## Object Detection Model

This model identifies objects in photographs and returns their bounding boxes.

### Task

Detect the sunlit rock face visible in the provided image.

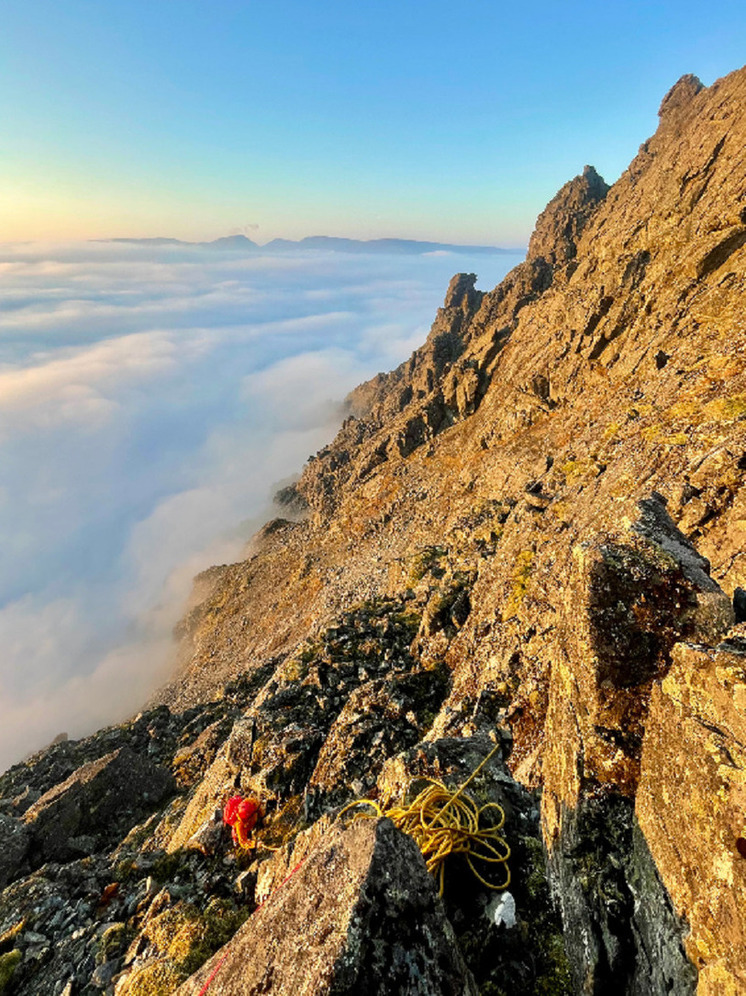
[3,66,746,995]
[637,641,746,995]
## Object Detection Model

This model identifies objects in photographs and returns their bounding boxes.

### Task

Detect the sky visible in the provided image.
[0,241,517,770]
[2,1,746,245]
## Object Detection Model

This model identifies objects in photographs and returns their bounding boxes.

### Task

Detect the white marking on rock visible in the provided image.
[486,891,517,928]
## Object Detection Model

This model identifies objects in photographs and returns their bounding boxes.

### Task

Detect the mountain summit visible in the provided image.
[3,67,746,995]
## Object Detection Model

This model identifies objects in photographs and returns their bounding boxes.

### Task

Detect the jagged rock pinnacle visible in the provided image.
[443,271,479,311]
[527,164,609,268]
[658,72,704,118]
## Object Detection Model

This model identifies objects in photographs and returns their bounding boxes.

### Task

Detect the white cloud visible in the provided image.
[0,242,517,771]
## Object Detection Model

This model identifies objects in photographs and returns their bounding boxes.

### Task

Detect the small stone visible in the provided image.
[22,930,49,945]
[234,870,255,897]
[90,961,117,987]
[184,809,224,855]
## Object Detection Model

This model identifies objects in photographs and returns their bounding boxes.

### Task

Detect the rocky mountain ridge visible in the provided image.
[2,65,746,995]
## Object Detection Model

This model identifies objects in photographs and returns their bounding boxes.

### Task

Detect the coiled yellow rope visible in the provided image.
[337,740,510,896]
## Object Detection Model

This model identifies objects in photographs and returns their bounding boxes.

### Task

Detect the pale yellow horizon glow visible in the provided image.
[1,176,531,247]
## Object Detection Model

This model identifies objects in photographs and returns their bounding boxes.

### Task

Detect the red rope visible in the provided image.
[196,856,307,996]
[196,948,231,996]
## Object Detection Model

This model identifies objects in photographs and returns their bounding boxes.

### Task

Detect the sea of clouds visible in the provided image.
[0,241,519,771]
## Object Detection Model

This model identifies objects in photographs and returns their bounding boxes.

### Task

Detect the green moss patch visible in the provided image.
[0,950,21,994]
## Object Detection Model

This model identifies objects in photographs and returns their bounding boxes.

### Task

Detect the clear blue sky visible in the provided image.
[2,0,745,244]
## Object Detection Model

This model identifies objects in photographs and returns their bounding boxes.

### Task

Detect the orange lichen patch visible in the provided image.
[668,397,703,422]
[257,794,305,851]
[117,959,187,996]
[637,643,746,993]
[601,420,623,442]
[640,425,663,442]
[559,459,597,485]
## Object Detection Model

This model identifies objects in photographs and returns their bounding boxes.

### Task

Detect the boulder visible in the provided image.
[544,494,733,826]
[541,496,732,993]
[23,747,174,861]
[176,818,477,996]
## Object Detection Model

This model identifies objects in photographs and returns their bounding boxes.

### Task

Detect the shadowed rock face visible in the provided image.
[3,67,746,996]
[22,747,174,863]
[0,814,30,889]
[543,495,733,823]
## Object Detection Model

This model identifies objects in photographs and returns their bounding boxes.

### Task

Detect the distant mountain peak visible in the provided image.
[98,235,523,256]
[207,235,259,248]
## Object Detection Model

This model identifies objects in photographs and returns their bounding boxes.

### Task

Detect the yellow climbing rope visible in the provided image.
[338,740,510,896]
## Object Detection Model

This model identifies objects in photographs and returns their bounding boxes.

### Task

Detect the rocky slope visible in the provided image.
[2,66,746,995]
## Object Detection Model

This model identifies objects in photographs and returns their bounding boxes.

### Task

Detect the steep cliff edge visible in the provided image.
[2,67,746,996]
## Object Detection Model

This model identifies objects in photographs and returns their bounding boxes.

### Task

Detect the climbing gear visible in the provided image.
[223,795,260,847]
[337,739,510,896]
[199,745,508,994]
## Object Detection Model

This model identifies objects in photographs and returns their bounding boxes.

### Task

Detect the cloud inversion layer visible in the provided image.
[0,242,517,770]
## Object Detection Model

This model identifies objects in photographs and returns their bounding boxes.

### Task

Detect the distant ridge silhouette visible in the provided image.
[102,234,523,255]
